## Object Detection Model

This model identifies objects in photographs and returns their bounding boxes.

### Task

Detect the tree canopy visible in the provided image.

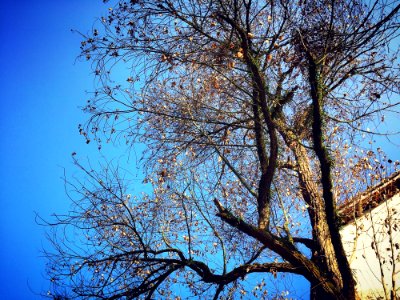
[45,1,400,299]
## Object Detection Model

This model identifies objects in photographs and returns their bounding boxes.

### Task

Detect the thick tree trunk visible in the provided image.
[275,121,354,299]
[292,142,344,290]
[277,127,343,283]
[294,145,357,300]
[307,60,357,300]
[311,284,342,300]
[214,198,347,298]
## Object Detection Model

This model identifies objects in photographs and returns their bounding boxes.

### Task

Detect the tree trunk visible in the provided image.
[294,143,358,299]
[276,123,353,299]
[293,142,344,292]
[311,284,342,300]
[307,59,357,300]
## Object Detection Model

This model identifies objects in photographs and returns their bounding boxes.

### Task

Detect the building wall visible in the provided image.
[340,194,400,299]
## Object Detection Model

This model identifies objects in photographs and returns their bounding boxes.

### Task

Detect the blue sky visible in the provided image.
[0,1,399,300]
[0,1,110,299]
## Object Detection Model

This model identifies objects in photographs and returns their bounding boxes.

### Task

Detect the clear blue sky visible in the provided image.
[0,2,398,300]
[0,1,110,299]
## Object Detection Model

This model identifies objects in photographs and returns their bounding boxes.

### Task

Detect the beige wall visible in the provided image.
[340,194,400,299]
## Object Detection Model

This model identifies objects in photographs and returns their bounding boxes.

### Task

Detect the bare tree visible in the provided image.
[45,1,400,299]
